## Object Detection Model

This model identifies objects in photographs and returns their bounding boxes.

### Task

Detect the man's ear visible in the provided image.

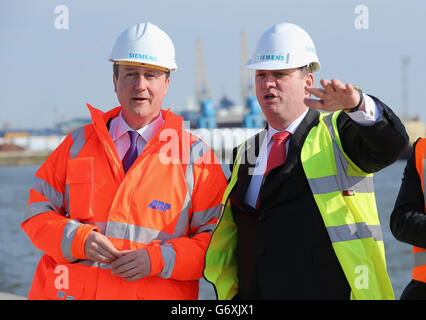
[305,73,314,97]
[113,73,117,94]
[164,76,170,94]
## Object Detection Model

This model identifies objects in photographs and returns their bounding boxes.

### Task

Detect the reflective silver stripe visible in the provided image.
[167,138,200,238]
[104,211,189,243]
[24,201,59,221]
[327,222,383,243]
[194,223,216,235]
[105,218,188,244]
[324,113,348,175]
[105,221,186,244]
[79,260,109,268]
[171,160,192,237]
[70,127,85,159]
[77,259,111,269]
[61,219,81,262]
[308,175,374,194]
[32,177,64,209]
[87,221,107,234]
[24,177,65,221]
[323,114,347,177]
[191,204,222,236]
[307,113,374,195]
[64,183,70,216]
[158,242,176,279]
[323,114,336,139]
[80,221,107,234]
[105,221,175,244]
[414,251,426,268]
[189,140,209,163]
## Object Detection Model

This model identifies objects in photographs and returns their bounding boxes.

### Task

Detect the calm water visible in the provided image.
[0,160,413,299]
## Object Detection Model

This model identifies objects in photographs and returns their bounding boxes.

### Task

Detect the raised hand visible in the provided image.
[304,79,364,112]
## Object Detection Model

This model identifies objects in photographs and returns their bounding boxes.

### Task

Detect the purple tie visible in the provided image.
[122,130,139,173]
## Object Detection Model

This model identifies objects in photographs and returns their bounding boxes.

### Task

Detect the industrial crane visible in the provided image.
[241,31,263,128]
[196,38,216,128]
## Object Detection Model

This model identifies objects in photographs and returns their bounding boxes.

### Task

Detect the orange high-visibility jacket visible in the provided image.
[21,104,227,300]
[413,138,426,283]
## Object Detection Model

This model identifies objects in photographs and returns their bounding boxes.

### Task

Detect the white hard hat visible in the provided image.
[245,22,320,72]
[110,22,177,72]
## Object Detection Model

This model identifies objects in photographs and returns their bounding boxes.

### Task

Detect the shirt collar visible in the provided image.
[266,108,309,144]
[111,111,164,143]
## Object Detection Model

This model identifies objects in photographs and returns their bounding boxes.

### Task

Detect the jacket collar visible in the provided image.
[85,104,184,180]
[231,108,321,210]
[259,108,320,206]
[86,104,184,139]
[109,111,165,144]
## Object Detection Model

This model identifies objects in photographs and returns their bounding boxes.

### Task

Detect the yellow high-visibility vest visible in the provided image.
[204,111,394,300]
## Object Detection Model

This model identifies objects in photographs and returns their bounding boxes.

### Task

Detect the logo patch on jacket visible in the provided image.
[148,200,171,213]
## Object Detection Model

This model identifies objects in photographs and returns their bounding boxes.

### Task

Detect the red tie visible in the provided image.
[265,131,291,175]
[256,131,291,208]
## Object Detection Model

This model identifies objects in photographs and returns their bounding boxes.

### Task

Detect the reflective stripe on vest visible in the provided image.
[24,177,65,221]
[302,112,393,300]
[412,138,426,283]
[70,126,85,159]
[327,222,383,243]
[61,219,81,262]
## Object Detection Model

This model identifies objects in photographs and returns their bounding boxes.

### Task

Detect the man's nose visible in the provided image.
[262,74,276,89]
[134,75,147,91]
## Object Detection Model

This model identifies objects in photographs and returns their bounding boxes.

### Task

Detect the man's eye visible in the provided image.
[274,72,286,77]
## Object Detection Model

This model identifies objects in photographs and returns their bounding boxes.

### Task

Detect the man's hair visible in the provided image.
[113,63,170,80]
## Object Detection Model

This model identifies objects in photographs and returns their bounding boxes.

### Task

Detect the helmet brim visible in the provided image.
[245,60,320,72]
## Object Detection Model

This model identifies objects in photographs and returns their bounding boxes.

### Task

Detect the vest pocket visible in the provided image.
[66,157,94,220]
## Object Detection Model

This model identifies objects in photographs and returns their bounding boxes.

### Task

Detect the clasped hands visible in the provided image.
[84,231,150,281]
[304,79,364,112]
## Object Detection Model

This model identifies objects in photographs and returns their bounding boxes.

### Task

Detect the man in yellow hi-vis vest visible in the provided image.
[204,22,408,300]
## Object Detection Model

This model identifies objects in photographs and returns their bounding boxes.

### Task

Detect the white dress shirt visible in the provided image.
[109,111,165,160]
[244,94,382,208]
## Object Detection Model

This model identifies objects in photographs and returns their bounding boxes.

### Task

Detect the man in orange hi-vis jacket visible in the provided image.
[21,22,227,300]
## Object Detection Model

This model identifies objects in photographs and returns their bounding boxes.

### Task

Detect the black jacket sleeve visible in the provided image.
[390,139,426,248]
[337,95,409,173]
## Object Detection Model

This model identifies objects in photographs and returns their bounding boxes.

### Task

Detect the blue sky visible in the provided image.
[1,0,425,129]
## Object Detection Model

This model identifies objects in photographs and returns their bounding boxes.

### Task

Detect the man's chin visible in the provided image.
[260,103,281,114]
[127,103,150,115]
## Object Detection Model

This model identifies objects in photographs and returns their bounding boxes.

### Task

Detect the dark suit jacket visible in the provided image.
[230,96,408,299]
